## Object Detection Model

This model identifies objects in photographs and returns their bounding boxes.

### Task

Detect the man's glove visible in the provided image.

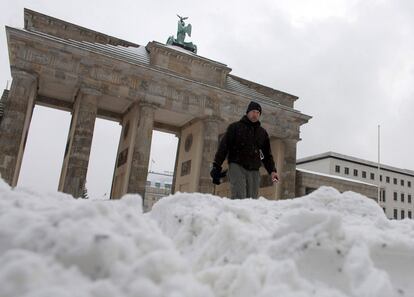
[210,164,227,185]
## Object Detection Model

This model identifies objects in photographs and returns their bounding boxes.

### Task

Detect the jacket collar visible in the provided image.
[240,115,261,127]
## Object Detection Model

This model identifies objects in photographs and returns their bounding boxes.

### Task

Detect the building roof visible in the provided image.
[297,152,414,178]
[24,8,139,47]
[226,75,284,108]
[147,171,173,187]
[297,168,377,187]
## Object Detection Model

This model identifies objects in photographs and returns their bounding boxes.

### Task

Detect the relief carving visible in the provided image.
[181,160,191,176]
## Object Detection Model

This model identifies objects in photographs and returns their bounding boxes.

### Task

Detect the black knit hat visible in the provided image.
[246,101,262,114]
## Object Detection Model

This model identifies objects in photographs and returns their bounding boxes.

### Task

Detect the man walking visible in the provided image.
[210,101,279,199]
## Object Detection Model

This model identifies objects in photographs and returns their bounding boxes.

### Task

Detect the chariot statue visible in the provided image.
[166,15,197,54]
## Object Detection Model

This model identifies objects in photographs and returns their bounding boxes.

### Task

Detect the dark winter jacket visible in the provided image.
[214,116,277,174]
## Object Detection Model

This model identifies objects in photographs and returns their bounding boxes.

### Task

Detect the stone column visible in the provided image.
[173,120,203,193]
[295,170,306,197]
[110,104,139,199]
[111,101,157,202]
[171,134,181,194]
[58,87,99,198]
[198,116,221,194]
[127,102,156,201]
[0,69,37,187]
[280,138,298,199]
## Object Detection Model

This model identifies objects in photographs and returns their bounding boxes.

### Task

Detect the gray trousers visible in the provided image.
[228,163,260,199]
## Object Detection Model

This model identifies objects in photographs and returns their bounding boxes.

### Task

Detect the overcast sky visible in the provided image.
[1,0,413,197]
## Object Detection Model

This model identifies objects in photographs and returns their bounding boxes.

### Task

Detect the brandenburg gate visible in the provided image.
[0,9,311,203]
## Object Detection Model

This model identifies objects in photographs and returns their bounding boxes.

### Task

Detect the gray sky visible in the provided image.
[1,0,414,197]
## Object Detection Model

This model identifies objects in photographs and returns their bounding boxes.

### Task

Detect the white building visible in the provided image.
[144,171,173,210]
[297,152,414,220]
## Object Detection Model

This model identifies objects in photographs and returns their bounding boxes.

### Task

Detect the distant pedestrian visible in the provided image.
[210,101,279,199]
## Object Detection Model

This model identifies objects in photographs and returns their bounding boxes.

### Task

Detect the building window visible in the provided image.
[408,195,412,203]
[394,178,397,185]
[409,211,412,219]
[408,181,411,188]
[370,173,375,180]
[335,165,340,173]
[380,175,383,182]
[394,192,397,201]
[155,182,161,188]
[353,169,358,177]
[401,193,405,203]
[401,180,405,186]
[394,209,398,219]
[386,176,390,183]
[401,210,405,219]
[344,167,349,175]
[362,171,367,178]
[382,190,386,202]
[165,184,172,190]
[146,180,151,186]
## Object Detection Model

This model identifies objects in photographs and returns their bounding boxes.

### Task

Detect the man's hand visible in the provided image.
[271,171,279,183]
[210,164,227,185]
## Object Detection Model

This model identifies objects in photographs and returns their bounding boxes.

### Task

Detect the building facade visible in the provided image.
[295,168,378,200]
[297,152,414,220]
[145,171,173,210]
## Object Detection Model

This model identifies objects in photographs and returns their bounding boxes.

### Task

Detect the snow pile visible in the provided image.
[1,178,414,297]
[0,179,212,297]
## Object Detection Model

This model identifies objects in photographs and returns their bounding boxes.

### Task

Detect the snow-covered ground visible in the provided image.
[1,178,414,297]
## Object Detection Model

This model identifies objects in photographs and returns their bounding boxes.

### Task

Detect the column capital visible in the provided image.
[79,86,102,97]
[200,114,224,124]
[138,100,159,110]
[10,68,38,82]
[283,137,300,144]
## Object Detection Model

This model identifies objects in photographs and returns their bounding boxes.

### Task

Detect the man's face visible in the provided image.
[247,110,261,122]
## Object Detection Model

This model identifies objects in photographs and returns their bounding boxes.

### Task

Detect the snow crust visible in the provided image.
[1,178,414,297]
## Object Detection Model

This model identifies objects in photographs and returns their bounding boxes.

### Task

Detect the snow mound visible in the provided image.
[150,187,414,297]
[1,179,414,297]
[0,179,212,297]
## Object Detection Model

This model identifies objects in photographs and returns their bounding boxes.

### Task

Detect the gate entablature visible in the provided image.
[6,26,308,128]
